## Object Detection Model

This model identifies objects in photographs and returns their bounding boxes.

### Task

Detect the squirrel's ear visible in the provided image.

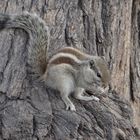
[89,60,94,66]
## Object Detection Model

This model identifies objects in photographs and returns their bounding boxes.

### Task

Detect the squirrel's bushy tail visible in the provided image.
[0,12,49,76]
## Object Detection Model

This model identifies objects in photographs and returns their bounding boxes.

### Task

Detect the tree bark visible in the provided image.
[0,0,139,140]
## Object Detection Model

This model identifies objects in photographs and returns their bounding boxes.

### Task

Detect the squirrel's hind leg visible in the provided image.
[60,91,76,111]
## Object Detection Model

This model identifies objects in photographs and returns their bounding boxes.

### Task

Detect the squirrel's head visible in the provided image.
[90,56,111,87]
[78,60,102,87]
[79,56,111,88]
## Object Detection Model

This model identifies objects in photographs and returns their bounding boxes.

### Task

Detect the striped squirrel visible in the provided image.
[0,12,110,111]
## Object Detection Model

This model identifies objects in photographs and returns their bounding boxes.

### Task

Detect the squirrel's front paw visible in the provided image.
[91,95,100,102]
[97,87,105,94]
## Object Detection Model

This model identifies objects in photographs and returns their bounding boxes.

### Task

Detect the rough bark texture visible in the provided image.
[0,0,139,140]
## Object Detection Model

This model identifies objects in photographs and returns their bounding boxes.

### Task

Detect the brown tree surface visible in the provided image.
[0,0,139,140]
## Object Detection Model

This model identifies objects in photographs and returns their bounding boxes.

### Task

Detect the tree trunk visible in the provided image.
[0,0,139,140]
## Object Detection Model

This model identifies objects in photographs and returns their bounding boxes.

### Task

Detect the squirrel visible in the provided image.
[0,12,111,111]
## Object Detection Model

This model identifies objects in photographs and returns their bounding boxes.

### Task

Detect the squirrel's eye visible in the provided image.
[97,72,101,78]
